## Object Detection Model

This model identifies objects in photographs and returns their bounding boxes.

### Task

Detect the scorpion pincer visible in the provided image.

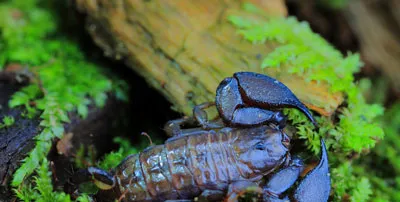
[66,72,331,201]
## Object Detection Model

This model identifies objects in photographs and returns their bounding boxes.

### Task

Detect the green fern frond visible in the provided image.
[12,141,52,186]
[13,183,38,202]
[350,177,372,202]
[228,3,384,154]
[35,159,54,199]
[1,0,128,200]
[76,194,93,202]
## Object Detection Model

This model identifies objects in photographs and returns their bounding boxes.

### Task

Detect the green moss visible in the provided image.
[0,0,128,200]
[331,163,373,202]
[0,0,57,69]
[228,3,385,201]
[364,102,400,201]
[97,137,140,170]
[75,194,92,202]
[13,159,71,202]
[0,115,15,128]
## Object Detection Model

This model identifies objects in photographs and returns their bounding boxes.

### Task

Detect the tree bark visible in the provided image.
[74,0,343,116]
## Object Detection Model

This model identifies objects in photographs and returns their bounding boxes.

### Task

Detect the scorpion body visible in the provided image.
[109,126,289,202]
[66,72,331,202]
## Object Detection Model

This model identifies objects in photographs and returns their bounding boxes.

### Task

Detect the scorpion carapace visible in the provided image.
[215,72,318,128]
[66,125,330,202]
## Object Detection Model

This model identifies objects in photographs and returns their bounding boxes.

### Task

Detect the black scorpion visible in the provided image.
[66,72,331,202]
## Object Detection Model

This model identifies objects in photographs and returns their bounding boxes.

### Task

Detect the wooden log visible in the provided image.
[74,0,343,116]
[0,80,38,201]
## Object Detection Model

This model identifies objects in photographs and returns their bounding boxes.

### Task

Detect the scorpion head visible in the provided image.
[231,126,290,178]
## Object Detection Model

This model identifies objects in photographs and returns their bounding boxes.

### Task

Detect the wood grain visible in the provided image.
[75,0,343,116]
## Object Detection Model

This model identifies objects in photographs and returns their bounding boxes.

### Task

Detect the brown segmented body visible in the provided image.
[110,126,289,202]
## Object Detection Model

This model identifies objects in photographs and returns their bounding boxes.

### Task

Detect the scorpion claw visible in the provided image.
[232,108,287,129]
[216,72,317,128]
[292,139,330,202]
[233,72,318,128]
[216,77,245,123]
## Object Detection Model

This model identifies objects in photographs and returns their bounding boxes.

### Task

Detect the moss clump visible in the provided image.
[360,102,400,201]
[14,159,71,201]
[0,0,127,200]
[97,137,140,170]
[228,3,384,201]
[0,115,15,128]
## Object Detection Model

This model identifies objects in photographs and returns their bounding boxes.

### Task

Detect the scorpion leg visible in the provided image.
[193,102,225,129]
[225,181,263,202]
[164,102,224,137]
[164,116,197,137]
[165,128,212,142]
[292,139,330,202]
[262,157,304,201]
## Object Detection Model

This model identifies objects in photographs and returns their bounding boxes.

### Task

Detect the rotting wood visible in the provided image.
[74,0,343,116]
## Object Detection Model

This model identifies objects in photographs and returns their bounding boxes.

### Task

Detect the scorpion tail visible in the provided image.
[292,139,331,202]
[65,167,115,198]
[88,167,116,190]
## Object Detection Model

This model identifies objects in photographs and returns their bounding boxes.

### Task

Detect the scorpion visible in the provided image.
[66,72,331,202]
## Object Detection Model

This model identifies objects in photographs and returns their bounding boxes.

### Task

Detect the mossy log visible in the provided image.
[0,74,125,201]
[75,0,343,116]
